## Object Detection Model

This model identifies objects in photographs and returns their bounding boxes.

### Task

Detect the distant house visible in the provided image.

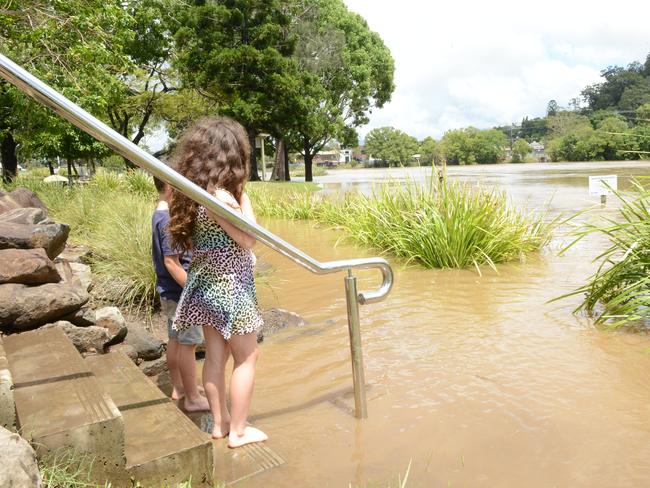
[352,146,370,164]
[314,150,339,167]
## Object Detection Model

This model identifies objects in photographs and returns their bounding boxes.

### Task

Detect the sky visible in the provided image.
[343,0,650,141]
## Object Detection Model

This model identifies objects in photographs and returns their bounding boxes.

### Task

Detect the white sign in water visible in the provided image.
[589,175,618,196]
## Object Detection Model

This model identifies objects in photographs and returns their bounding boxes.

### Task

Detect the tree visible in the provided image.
[547,99,558,116]
[511,139,531,163]
[365,127,418,166]
[289,0,394,181]
[174,0,299,181]
[439,127,506,165]
[0,0,134,181]
[419,137,438,165]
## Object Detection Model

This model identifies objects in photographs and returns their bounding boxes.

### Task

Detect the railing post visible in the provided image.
[344,269,368,419]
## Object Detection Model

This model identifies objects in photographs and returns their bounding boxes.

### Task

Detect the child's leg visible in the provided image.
[177,343,209,412]
[167,339,185,401]
[227,332,267,448]
[203,326,232,438]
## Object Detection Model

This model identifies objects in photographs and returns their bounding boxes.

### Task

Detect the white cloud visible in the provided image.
[344,0,650,140]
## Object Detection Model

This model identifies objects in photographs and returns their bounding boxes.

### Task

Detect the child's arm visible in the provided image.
[163,254,187,287]
[207,189,257,249]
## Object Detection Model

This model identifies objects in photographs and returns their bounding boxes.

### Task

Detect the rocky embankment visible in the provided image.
[0,187,306,379]
[0,187,170,376]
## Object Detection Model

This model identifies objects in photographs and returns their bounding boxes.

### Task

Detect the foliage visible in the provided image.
[581,57,650,115]
[511,139,531,163]
[39,448,212,487]
[251,174,554,270]
[559,181,650,328]
[439,127,507,165]
[289,0,395,180]
[365,127,419,166]
[418,137,438,165]
[0,0,135,178]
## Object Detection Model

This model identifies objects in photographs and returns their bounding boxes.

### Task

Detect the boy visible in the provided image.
[152,177,209,412]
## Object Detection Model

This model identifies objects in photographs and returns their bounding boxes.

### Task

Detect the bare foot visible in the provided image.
[173,385,205,402]
[183,395,211,412]
[228,426,268,448]
[211,420,231,439]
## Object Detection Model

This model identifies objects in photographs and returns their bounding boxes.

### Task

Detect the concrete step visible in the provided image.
[0,336,16,430]
[86,352,213,487]
[2,327,126,483]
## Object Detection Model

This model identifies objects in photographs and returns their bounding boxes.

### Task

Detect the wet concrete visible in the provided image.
[3,328,125,483]
[87,352,213,487]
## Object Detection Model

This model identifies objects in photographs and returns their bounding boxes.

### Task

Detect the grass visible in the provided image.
[250,174,554,271]
[558,180,650,328]
[39,448,222,487]
[1,171,303,312]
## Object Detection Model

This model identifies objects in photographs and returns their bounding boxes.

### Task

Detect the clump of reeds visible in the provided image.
[251,175,554,271]
[562,180,649,328]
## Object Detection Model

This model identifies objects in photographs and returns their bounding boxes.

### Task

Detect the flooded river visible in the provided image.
[232,161,650,487]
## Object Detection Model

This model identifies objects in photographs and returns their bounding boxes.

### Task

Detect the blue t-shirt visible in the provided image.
[152,208,191,302]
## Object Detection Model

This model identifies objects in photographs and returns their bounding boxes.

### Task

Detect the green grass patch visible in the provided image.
[559,180,650,328]
[250,176,554,271]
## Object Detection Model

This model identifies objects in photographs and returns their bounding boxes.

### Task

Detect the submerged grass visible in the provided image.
[250,175,554,271]
[559,180,650,328]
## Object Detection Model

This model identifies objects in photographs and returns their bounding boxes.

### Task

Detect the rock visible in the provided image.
[95,307,127,347]
[0,339,15,431]
[69,262,92,291]
[58,244,92,264]
[0,248,60,285]
[0,427,42,488]
[0,207,49,225]
[124,323,165,360]
[0,188,45,215]
[42,321,110,353]
[61,306,96,327]
[109,343,138,362]
[258,308,308,343]
[0,282,89,330]
[139,356,168,376]
[0,221,70,259]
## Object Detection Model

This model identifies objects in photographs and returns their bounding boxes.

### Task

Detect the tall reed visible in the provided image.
[561,181,649,328]
[250,176,554,271]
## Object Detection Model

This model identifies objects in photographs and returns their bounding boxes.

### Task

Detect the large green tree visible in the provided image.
[174,0,298,180]
[289,0,394,181]
[0,0,134,181]
[365,127,418,166]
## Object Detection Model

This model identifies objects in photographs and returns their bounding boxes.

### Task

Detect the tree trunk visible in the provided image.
[66,158,73,186]
[1,131,18,184]
[247,128,260,181]
[271,138,286,181]
[47,161,54,175]
[283,142,290,181]
[303,139,314,182]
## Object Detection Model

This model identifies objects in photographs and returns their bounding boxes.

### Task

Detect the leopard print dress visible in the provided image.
[172,205,264,340]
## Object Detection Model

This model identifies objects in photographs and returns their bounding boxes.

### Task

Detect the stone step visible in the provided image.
[2,327,126,483]
[86,352,213,487]
[0,336,16,430]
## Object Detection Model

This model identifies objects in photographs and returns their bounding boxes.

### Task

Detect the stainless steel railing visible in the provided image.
[0,53,393,418]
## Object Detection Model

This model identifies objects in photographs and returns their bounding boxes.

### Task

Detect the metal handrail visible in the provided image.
[0,53,393,304]
[0,52,394,418]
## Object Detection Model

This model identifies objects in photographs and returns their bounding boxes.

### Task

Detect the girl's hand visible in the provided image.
[214,188,241,212]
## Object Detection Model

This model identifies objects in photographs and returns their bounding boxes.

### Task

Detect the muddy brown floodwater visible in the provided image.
[225,162,650,487]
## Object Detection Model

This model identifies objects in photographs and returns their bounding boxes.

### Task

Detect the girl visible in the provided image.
[168,117,267,448]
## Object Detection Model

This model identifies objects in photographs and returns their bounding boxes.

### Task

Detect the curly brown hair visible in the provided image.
[168,116,251,251]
